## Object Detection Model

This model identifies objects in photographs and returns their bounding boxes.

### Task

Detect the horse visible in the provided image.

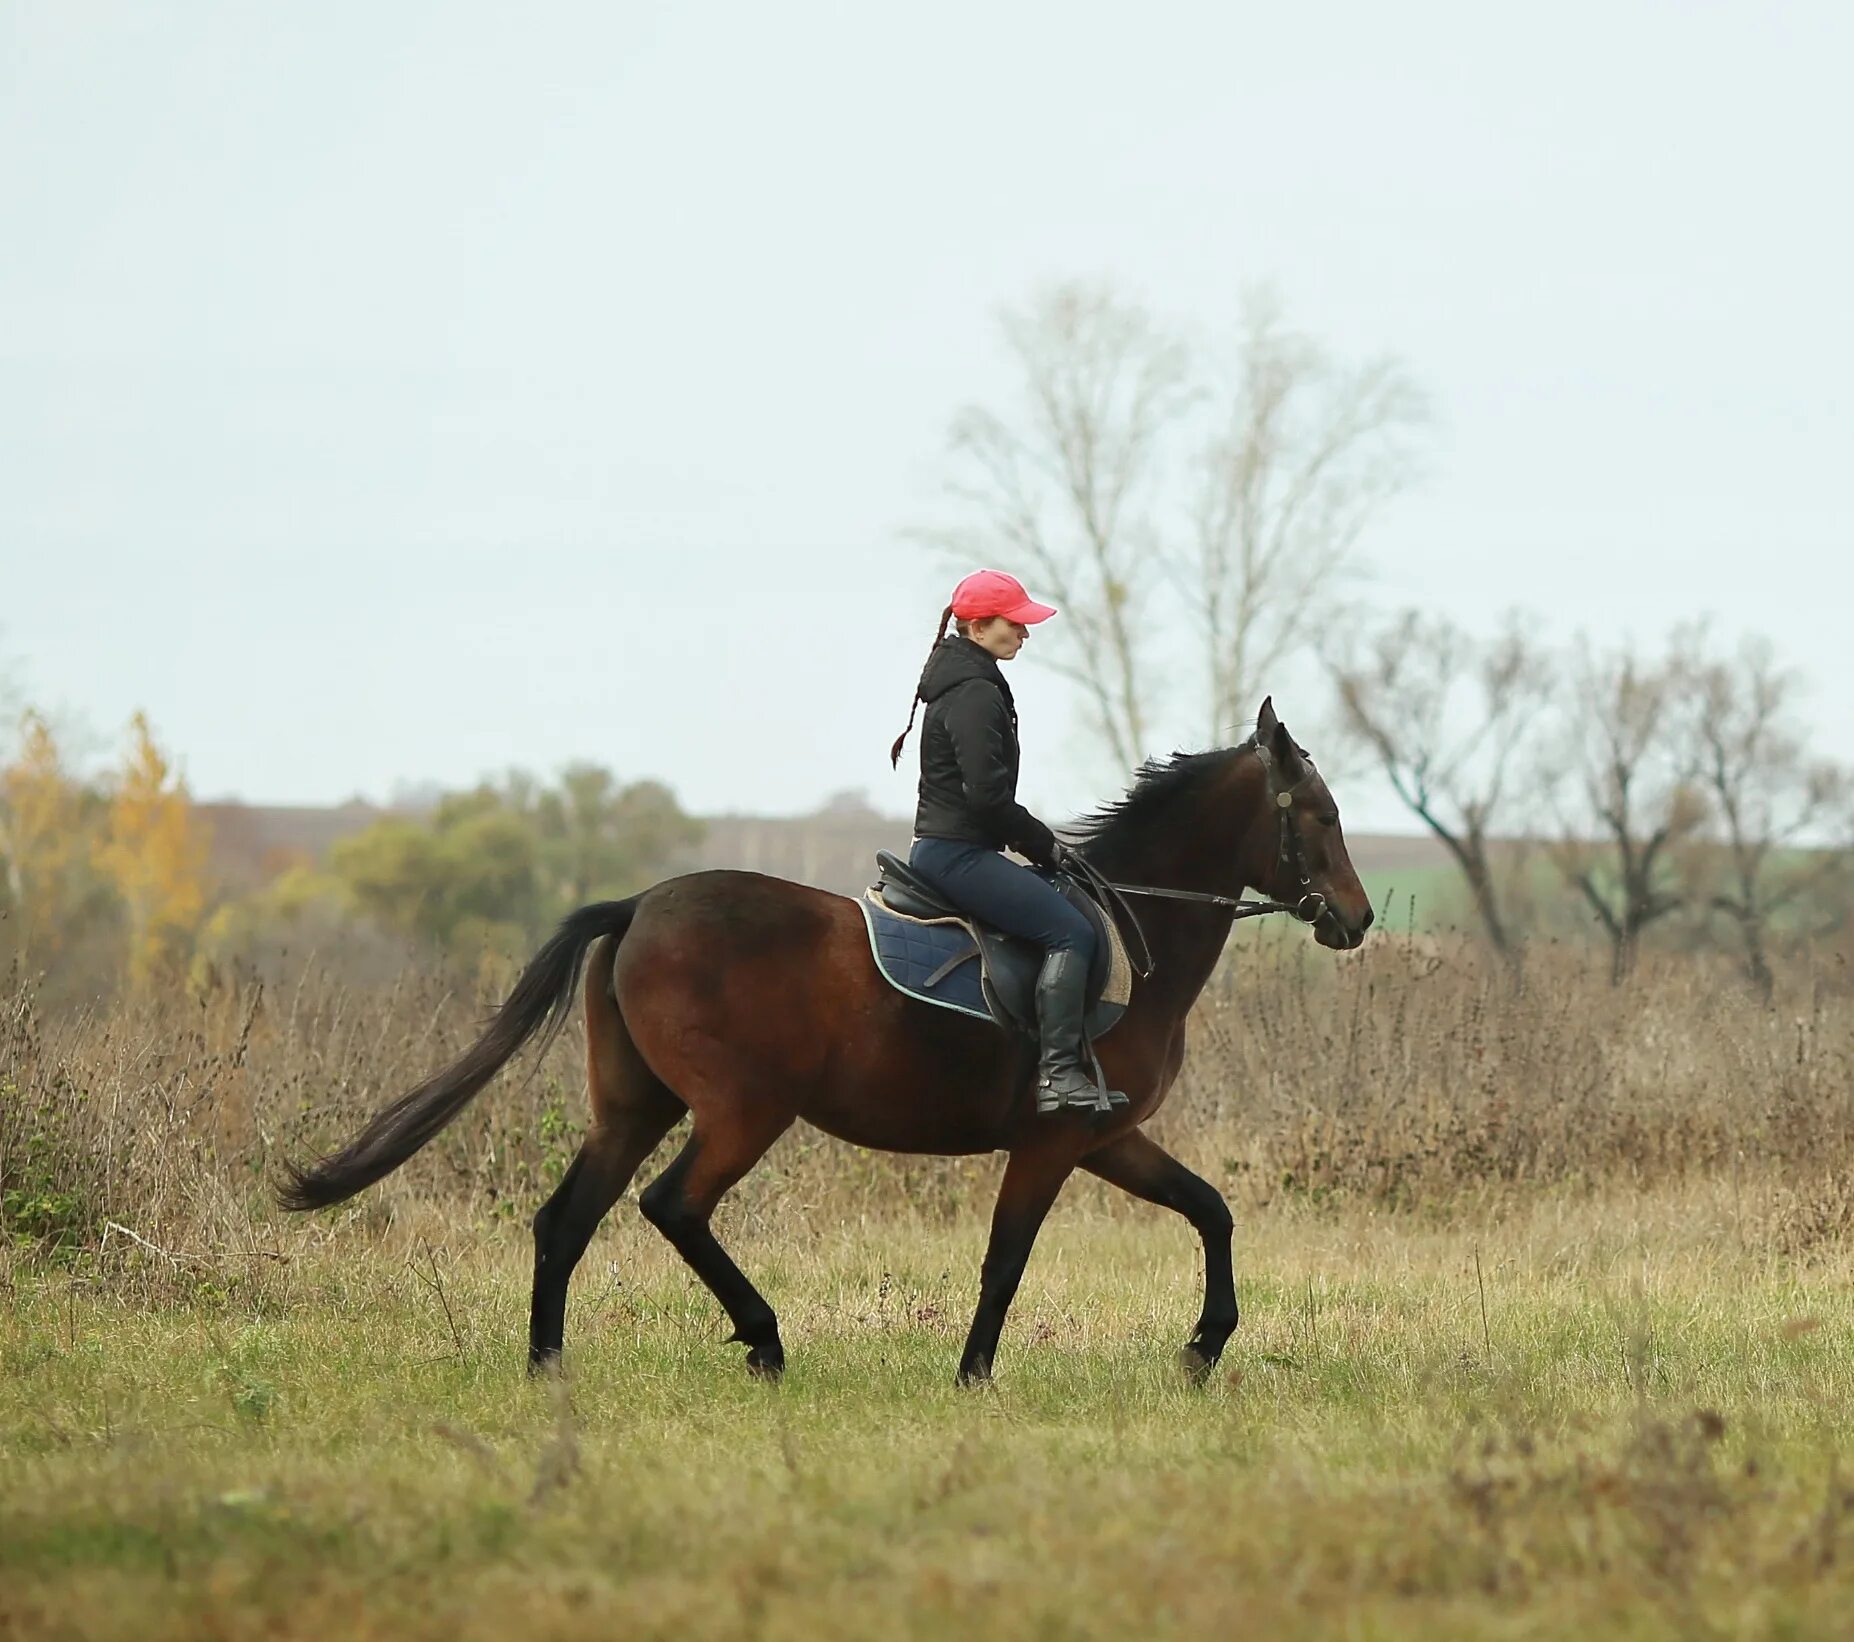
[279,699,1373,1384]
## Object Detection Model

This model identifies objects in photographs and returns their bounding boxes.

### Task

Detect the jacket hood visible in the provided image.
[918,634,1008,703]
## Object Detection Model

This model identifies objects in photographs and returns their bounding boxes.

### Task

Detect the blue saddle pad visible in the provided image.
[859,898,993,1023]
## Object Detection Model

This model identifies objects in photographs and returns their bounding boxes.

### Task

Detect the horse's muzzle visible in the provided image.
[1313,900,1372,951]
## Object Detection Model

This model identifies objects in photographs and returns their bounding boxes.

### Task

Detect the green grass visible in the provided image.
[3,1195,1851,1640]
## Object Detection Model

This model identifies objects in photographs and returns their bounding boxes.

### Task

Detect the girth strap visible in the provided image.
[923,946,980,988]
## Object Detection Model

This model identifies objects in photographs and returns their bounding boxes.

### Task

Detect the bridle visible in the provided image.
[1060,745,1329,981]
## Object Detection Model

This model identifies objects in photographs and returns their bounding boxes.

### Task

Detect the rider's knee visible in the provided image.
[1050,909,1095,957]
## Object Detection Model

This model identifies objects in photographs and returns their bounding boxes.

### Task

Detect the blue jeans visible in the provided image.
[908,837,1095,958]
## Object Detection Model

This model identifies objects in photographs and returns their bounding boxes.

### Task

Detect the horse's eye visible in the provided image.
[1317,813,1338,829]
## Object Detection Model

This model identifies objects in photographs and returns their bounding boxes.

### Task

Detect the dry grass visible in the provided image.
[4,927,1851,1262]
[3,928,1853,1638]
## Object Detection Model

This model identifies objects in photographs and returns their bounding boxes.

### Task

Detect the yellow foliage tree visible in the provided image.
[0,711,91,954]
[93,712,212,987]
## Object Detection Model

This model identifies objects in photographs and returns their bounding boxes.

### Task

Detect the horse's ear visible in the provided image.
[1257,696,1302,778]
[1272,716,1300,775]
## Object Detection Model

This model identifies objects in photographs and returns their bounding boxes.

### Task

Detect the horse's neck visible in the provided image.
[1128,899,1240,1018]
[1111,758,1265,1016]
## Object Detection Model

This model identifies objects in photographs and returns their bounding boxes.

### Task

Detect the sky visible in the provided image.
[3,0,1851,834]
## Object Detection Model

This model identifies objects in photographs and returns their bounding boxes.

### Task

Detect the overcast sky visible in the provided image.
[3,1,1850,832]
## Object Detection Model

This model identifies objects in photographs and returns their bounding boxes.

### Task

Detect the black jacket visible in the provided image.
[911,636,1059,864]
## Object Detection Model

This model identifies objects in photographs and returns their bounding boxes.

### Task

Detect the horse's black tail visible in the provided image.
[277,898,641,1212]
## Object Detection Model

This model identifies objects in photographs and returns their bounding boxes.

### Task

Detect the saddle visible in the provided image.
[860,850,1131,1043]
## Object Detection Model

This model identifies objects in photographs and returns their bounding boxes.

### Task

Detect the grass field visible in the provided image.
[5,939,1854,1638]
[4,1184,1852,1641]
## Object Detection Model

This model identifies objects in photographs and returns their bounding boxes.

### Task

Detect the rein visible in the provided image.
[1063,748,1328,981]
[1106,880,1324,921]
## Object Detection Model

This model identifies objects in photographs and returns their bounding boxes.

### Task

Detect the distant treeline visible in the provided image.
[0,709,700,1001]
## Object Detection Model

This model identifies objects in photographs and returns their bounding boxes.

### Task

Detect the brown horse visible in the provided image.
[280,700,1372,1383]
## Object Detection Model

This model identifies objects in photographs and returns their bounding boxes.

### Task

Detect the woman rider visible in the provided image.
[889,569,1126,1116]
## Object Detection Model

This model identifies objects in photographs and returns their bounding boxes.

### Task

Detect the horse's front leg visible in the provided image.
[1081,1128,1237,1382]
[956,1143,1076,1385]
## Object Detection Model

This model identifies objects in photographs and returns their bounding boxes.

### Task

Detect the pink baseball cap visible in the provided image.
[950,569,1058,625]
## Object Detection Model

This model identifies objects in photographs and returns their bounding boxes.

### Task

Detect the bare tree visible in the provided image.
[1679,632,1854,997]
[1550,638,1706,982]
[1182,292,1427,740]
[1333,609,1552,959]
[924,281,1423,774]
[929,283,1192,771]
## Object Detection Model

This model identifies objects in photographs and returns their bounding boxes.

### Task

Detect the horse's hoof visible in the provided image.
[745,1346,785,1381]
[956,1357,993,1388]
[1178,1345,1215,1386]
[528,1349,563,1380]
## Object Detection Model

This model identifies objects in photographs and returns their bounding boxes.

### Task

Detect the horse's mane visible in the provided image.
[1067,742,1252,863]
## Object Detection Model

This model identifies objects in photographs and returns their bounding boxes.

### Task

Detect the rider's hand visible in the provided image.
[1017,821,1060,871]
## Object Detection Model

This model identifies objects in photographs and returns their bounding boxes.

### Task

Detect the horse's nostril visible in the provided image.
[1360,908,1375,932]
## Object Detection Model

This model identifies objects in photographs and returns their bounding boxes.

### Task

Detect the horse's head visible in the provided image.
[1247,698,1374,951]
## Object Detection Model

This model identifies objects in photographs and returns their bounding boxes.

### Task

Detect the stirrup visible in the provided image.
[1036,1066,1122,1115]
[1085,1048,1131,1111]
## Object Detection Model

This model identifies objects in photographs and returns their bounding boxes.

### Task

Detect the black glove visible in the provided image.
[1018,819,1061,871]
[1034,840,1078,877]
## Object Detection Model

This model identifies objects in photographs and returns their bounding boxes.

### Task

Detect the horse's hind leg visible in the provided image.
[528,1112,680,1371]
[528,936,685,1372]
[638,1110,793,1377]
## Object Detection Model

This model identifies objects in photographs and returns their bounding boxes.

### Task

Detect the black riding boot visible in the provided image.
[1034,949,1128,1115]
